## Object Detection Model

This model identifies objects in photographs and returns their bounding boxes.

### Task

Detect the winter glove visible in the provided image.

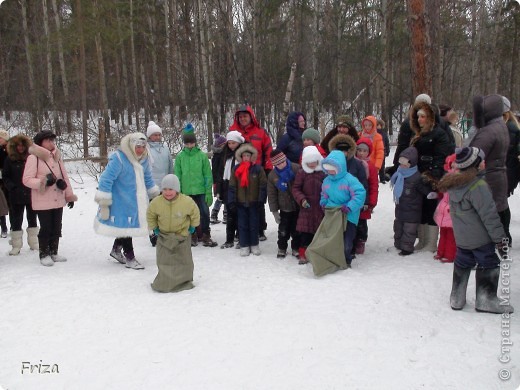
[340,205,350,214]
[272,211,281,224]
[301,199,310,209]
[427,191,439,200]
[67,202,74,209]
[205,192,213,207]
[99,205,110,220]
[188,226,196,234]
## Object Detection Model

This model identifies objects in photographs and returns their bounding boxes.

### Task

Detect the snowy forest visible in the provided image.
[0,0,519,154]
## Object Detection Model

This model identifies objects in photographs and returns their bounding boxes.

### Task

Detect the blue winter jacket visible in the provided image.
[320,150,366,225]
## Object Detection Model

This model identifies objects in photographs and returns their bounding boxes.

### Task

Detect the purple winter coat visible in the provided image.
[292,169,326,234]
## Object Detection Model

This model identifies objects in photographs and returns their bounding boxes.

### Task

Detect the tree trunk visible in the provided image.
[470,1,484,105]
[116,7,132,128]
[407,0,432,97]
[20,0,39,130]
[146,3,160,118]
[381,0,393,134]
[312,0,320,129]
[93,0,110,139]
[164,0,174,125]
[426,0,441,100]
[130,0,140,131]
[197,0,213,140]
[42,0,53,111]
[75,0,89,157]
[278,63,297,141]
[140,62,149,124]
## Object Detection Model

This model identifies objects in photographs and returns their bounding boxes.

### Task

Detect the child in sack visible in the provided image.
[390,146,432,256]
[147,174,200,293]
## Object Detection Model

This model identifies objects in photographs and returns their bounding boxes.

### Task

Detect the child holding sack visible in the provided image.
[147,174,200,293]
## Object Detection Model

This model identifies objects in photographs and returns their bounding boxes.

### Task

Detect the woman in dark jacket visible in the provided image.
[502,100,520,196]
[3,134,38,255]
[277,111,306,163]
[321,115,359,155]
[410,101,454,252]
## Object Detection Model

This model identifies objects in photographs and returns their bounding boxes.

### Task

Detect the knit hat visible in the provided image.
[182,123,196,144]
[415,93,432,104]
[146,121,162,138]
[502,96,511,114]
[226,130,245,144]
[213,133,227,148]
[161,174,180,192]
[302,128,321,144]
[270,149,286,166]
[455,147,485,169]
[33,130,56,146]
[336,115,354,128]
[0,129,9,142]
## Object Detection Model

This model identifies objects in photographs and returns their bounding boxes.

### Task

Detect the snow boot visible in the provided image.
[414,224,427,250]
[450,265,471,310]
[191,233,198,247]
[277,248,286,259]
[149,233,157,247]
[291,249,299,258]
[251,245,261,256]
[399,250,413,256]
[9,230,23,255]
[258,232,267,241]
[110,245,126,264]
[26,227,39,250]
[210,208,221,224]
[39,239,53,266]
[355,240,366,255]
[222,209,228,224]
[124,251,144,270]
[475,268,514,313]
[298,247,308,265]
[240,246,251,256]
[423,225,439,253]
[220,241,234,249]
[49,238,67,262]
[202,233,218,247]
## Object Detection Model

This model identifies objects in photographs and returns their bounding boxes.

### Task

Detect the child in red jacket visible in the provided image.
[353,137,379,254]
[433,154,457,262]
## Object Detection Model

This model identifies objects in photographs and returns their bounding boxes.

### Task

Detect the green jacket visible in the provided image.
[174,146,213,196]
[147,193,200,236]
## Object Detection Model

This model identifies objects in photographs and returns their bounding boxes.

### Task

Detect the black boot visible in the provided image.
[450,265,471,310]
[475,268,514,313]
[49,238,67,262]
[39,238,53,266]
[210,207,220,224]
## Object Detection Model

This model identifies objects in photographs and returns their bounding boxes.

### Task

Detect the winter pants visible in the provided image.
[190,194,210,235]
[379,159,386,182]
[393,218,419,253]
[277,211,300,251]
[114,237,134,256]
[225,203,238,243]
[258,202,267,235]
[437,227,456,261]
[36,208,63,257]
[355,218,369,242]
[421,197,437,226]
[343,221,357,265]
[299,232,315,248]
[455,243,500,270]
[212,197,223,214]
[237,204,259,248]
[499,208,512,246]
[9,203,37,231]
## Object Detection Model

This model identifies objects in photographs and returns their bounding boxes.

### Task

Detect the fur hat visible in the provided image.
[302,128,321,144]
[146,121,162,138]
[226,130,245,144]
[270,149,286,166]
[235,143,258,163]
[328,133,357,159]
[336,115,354,128]
[455,147,484,170]
[415,93,431,104]
[33,130,56,146]
[502,96,511,114]
[182,123,196,144]
[0,129,9,142]
[213,133,227,148]
[161,174,180,192]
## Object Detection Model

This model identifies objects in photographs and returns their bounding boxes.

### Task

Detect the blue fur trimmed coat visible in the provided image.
[320,150,366,226]
[94,132,160,237]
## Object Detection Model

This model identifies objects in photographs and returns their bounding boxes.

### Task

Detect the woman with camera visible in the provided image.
[22,130,77,266]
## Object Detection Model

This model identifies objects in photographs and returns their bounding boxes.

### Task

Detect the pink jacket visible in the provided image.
[433,192,452,228]
[22,144,77,211]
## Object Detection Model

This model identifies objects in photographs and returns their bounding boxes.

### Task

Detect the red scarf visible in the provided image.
[235,161,252,187]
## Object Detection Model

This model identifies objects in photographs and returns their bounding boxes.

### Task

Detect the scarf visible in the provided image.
[274,162,295,192]
[235,161,252,187]
[390,165,418,204]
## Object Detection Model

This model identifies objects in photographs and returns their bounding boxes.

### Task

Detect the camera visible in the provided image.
[56,179,68,191]
[45,173,56,187]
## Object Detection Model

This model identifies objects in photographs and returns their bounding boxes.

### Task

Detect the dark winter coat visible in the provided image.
[505,120,520,195]
[410,101,454,183]
[277,111,305,163]
[438,168,504,250]
[213,144,239,204]
[328,134,369,203]
[378,128,391,157]
[292,169,326,234]
[228,144,267,206]
[469,94,509,212]
[267,162,300,213]
[211,145,225,185]
[229,105,273,170]
[321,125,359,155]
[2,134,32,206]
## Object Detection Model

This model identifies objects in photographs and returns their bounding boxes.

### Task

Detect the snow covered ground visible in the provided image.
[1,151,519,390]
